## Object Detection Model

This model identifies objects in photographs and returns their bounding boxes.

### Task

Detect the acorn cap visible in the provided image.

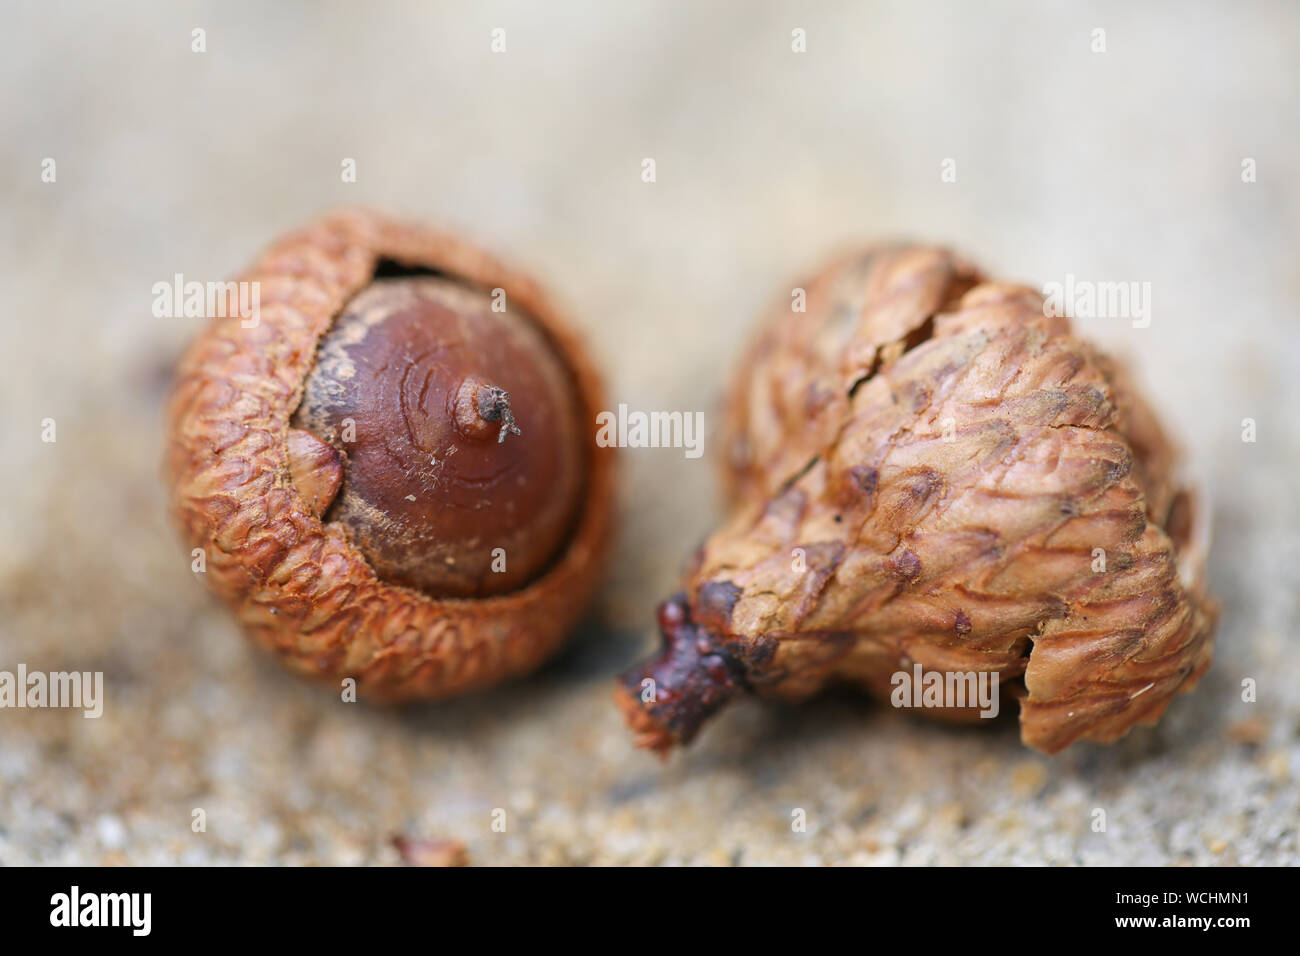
[618,245,1217,755]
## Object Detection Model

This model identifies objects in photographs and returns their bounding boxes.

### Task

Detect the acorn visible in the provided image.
[165,211,613,701]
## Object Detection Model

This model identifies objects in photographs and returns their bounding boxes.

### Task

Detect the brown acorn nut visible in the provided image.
[165,212,613,701]
[616,246,1218,755]
[293,277,583,598]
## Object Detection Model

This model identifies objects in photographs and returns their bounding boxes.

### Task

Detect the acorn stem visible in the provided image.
[615,593,745,755]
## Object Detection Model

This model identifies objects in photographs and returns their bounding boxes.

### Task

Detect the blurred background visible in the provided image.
[1,0,1296,864]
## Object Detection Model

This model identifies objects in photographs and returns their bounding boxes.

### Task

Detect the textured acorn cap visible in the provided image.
[618,245,1217,754]
[165,211,614,701]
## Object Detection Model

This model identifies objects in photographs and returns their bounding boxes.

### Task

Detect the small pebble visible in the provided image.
[1225,716,1268,746]
[1010,760,1049,799]
[392,835,469,867]
[95,815,127,851]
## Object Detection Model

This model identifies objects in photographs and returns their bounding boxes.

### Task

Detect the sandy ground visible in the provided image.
[1,1,1297,865]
